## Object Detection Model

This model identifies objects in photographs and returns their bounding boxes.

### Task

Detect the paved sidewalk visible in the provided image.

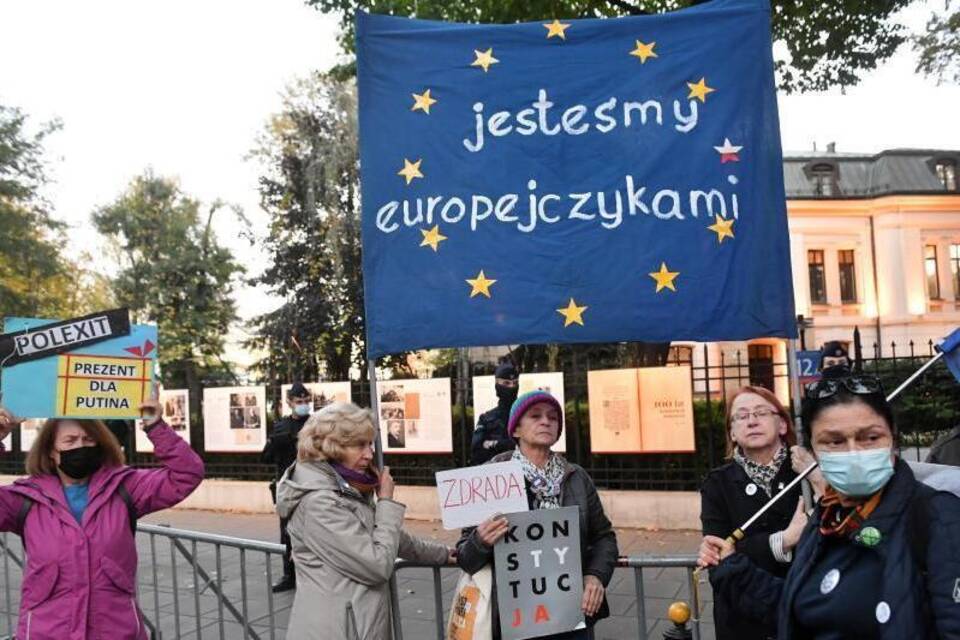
[1,509,715,640]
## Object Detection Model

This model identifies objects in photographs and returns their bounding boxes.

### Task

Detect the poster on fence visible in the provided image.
[436,461,528,530]
[136,389,191,453]
[1,312,157,420]
[493,506,584,640]
[203,386,267,452]
[1,431,9,451]
[279,381,352,416]
[588,365,694,453]
[379,377,453,453]
[18,418,44,452]
[473,372,566,452]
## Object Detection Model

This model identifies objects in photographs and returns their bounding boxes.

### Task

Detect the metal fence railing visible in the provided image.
[0,524,703,640]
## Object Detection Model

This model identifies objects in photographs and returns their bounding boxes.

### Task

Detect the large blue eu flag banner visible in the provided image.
[357,0,796,359]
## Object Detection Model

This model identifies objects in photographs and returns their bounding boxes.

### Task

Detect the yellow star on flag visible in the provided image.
[629,40,657,63]
[544,19,571,40]
[466,270,496,298]
[707,215,735,244]
[687,77,715,102]
[471,48,499,73]
[419,225,447,251]
[397,158,423,185]
[411,89,437,114]
[556,298,588,327]
[649,262,680,293]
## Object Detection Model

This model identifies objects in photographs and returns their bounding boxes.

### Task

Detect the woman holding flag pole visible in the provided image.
[697,385,809,640]
[703,375,960,639]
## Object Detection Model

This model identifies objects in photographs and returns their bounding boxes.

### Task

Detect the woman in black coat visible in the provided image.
[705,377,960,639]
[698,385,809,640]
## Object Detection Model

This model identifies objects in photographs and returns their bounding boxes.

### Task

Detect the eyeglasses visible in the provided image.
[805,375,883,400]
[731,408,779,423]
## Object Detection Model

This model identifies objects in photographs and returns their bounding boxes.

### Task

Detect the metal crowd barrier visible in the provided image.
[0,526,703,640]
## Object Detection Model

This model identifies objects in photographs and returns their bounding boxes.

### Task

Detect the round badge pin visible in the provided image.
[745,483,758,496]
[820,568,840,595]
[857,526,882,548]
[876,601,891,624]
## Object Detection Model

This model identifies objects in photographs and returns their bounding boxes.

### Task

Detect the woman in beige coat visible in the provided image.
[276,403,452,640]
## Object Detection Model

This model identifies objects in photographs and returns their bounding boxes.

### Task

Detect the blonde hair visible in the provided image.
[26,418,125,476]
[297,403,376,463]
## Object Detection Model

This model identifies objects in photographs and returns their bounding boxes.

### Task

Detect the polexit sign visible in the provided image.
[0,308,130,367]
[436,461,529,530]
[1,313,157,420]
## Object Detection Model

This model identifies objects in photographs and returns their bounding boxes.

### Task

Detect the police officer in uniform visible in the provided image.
[819,341,851,379]
[470,362,519,465]
[261,382,313,592]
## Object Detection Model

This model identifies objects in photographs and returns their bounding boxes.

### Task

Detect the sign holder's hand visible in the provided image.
[138,383,162,429]
[476,513,510,547]
[581,575,604,618]
[0,392,24,441]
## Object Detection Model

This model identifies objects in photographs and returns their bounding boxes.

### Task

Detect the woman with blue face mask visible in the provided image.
[705,375,960,640]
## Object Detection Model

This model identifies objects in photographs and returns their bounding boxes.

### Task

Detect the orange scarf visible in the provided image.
[818,485,884,538]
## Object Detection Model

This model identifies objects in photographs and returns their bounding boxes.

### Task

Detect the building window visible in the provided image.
[926,244,941,300]
[748,344,775,392]
[666,345,693,367]
[951,244,960,299]
[811,164,837,196]
[936,160,958,191]
[838,249,857,303]
[808,250,826,304]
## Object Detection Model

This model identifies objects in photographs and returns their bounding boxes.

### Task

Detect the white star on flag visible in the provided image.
[714,138,743,163]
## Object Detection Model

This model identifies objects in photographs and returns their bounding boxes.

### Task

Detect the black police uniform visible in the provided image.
[469,363,519,465]
[470,401,515,465]
[261,411,309,589]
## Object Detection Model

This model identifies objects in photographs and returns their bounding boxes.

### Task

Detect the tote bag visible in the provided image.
[446,565,493,640]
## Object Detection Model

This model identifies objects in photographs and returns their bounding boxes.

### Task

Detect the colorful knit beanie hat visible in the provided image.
[507,390,563,439]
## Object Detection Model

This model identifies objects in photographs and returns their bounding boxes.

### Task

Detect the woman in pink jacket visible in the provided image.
[0,393,204,640]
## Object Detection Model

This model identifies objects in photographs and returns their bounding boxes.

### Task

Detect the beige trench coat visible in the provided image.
[277,460,449,640]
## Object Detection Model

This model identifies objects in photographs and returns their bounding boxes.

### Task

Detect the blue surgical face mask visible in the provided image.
[816,447,894,497]
[293,403,312,417]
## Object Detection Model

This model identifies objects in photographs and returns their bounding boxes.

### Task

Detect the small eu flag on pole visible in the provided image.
[938,327,960,383]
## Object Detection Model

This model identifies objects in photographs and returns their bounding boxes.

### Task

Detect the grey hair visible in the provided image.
[296,402,376,463]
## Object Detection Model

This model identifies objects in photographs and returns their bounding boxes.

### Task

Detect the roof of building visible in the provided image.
[781,148,960,199]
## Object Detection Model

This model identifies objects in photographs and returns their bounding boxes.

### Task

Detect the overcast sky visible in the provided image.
[2,0,958,369]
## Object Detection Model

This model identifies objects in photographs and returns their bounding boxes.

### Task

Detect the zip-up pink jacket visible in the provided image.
[0,422,204,639]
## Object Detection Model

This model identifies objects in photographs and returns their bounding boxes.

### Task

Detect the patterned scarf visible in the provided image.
[733,444,787,497]
[819,485,884,539]
[331,462,381,496]
[512,448,566,510]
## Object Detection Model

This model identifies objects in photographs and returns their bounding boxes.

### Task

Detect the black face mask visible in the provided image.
[496,384,519,405]
[58,445,105,480]
[820,363,852,380]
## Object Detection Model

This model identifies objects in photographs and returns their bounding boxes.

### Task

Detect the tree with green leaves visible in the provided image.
[914,1,960,84]
[92,172,245,443]
[247,73,412,393]
[308,0,916,93]
[0,104,116,319]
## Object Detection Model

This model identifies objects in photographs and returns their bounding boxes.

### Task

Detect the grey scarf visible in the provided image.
[733,444,787,497]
